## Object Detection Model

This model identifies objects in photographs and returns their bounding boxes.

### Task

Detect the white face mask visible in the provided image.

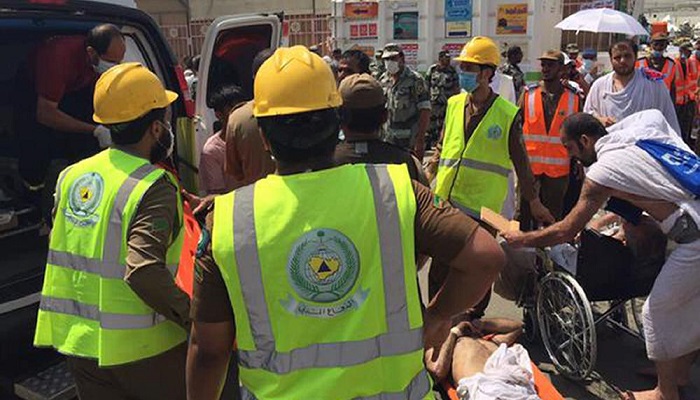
[95,58,118,74]
[385,60,400,75]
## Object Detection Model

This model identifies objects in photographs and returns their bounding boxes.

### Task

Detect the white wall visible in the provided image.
[331,0,563,73]
[190,0,332,21]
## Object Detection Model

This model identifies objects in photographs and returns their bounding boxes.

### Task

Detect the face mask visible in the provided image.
[150,121,174,163]
[681,53,688,60]
[651,50,664,59]
[695,50,700,58]
[95,58,118,74]
[583,59,594,71]
[385,60,400,75]
[458,71,479,92]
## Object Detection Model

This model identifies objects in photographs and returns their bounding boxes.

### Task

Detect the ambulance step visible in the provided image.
[14,362,75,400]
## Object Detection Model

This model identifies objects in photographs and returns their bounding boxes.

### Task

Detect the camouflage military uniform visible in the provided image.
[370,60,386,81]
[426,63,458,145]
[379,66,431,149]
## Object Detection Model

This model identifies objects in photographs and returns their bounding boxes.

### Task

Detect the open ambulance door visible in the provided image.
[190,14,282,192]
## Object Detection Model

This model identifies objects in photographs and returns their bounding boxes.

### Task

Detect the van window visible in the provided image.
[206,24,273,103]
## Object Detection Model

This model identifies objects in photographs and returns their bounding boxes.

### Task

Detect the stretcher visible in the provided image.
[439,361,565,400]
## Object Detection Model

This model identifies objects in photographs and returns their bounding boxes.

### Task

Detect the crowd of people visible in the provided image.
[29,22,700,400]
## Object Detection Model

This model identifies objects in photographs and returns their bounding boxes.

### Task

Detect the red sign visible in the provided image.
[349,23,378,39]
[402,43,419,66]
[344,2,379,20]
[442,43,464,59]
[369,23,378,37]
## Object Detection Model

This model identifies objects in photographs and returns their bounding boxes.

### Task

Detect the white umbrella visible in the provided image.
[555,8,648,36]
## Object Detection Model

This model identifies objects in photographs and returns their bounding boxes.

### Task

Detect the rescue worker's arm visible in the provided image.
[36,96,96,134]
[188,212,236,400]
[125,177,191,330]
[508,112,556,224]
[412,181,505,367]
[187,321,234,400]
[414,76,431,160]
[424,127,444,183]
[503,179,611,248]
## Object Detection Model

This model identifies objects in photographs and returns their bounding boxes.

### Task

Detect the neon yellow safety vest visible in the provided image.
[435,93,518,218]
[34,148,187,367]
[213,164,432,400]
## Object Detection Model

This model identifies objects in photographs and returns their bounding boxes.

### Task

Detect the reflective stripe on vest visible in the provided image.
[523,86,576,178]
[39,296,167,329]
[688,57,699,100]
[675,57,690,105]
[438,158,511,177]
[239,370,431,400]
[233,165,421,373]
[41,164,171,330]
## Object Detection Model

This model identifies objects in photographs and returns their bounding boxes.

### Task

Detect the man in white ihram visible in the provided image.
[504,109,700,400]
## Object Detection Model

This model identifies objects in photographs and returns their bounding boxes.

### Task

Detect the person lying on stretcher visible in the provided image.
[425,315,544,400]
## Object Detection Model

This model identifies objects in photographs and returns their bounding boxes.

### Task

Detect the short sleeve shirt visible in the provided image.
[30,36,96,102]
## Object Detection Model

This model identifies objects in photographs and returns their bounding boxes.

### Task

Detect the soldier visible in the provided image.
[370,49,385,80]
[427,50,459,149]
[499,45,525,99]
[379,43,431,159]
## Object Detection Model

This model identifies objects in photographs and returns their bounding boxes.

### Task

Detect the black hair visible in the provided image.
[252,48,275,78]
[207,84,245,112]
[257,109,340,163]
[108,108,166,145]
[86,24,123,55]
[609,39,638,57]
[333,48,342,56]
[561,112,608,142]
[506,45,522,58]
[340,105,386,134]
[341,50,371,74]
[192,55,201,71]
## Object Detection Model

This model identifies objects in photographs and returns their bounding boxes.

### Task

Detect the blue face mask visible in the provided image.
[458,71,479,92]
[651,50,664,58]
[695,50,700,58]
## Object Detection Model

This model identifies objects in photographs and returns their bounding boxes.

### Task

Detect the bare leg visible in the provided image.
[623,358,680,400]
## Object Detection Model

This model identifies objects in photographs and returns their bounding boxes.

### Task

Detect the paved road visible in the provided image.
[418,265,700,400]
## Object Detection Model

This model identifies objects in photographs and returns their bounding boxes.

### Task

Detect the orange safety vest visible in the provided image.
[637,57,684,104]
[523,86,579,178]
[687,56,699,102]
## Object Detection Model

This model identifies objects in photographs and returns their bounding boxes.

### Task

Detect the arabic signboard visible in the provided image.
[445,0,472,22]
[350,23,378,39]
[344,2,379,21]
[496,4,528,35]
[442,43,465,59]
[446,21,472,38]
[402,43,419,66]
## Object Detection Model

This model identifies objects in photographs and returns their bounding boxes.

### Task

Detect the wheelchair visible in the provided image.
[518,228,664,380]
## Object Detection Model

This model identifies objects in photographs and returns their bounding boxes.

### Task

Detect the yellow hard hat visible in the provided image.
[253,46,342,117]
[454,36,501,67]
[93,62,178,124]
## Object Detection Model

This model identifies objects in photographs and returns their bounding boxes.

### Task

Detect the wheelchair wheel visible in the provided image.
[522,306,539,343]
[537,272,597,380]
